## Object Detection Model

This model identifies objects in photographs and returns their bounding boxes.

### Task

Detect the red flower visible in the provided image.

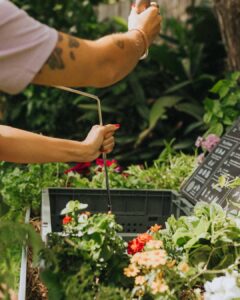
[64,162,91,174]
[127,233,153,255]
[96,158,117,167]
[127,239,145,255]
[62,215,72,225]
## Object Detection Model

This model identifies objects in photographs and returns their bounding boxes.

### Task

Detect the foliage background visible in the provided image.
[0,0,226,164]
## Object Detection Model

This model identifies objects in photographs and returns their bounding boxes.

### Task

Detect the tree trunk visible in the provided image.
[213,0,240,71]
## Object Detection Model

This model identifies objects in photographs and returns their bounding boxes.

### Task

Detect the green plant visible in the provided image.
[67,150,196,191]
[41,200,131,300]
[164,202,240,277]
[203,72,240,136]
[0,163,68,215]
[215,174,240,190]
[125,201,240,299]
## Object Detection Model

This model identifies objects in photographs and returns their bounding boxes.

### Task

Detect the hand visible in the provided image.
[128,3,162,46]
[81,124,119,161]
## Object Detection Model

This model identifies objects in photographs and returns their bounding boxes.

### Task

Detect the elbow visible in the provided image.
[92,66,123,88]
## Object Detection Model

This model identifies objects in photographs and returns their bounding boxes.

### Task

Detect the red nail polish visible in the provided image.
[114,124,120,128]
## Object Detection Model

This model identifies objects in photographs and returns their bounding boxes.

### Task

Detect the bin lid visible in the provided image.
[181,117,240,207]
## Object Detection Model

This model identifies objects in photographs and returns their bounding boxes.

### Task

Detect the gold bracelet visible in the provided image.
[129,28,149,60]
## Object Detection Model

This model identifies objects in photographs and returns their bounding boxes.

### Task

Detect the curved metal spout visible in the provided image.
[53,85,112,212]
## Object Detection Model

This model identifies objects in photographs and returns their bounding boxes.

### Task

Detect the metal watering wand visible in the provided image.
[54,86,112,212]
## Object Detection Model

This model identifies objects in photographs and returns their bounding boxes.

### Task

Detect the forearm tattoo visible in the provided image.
[46,34,81,68]
[47,33,65,70]
[47,47,65,70]
[68,36,80,48]
[68,36,80,60]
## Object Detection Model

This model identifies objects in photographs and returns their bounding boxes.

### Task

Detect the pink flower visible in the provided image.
[114,166,123,173]
[64,162,91,174]
[96,158,117,167]
[195,136,203,148]
[201,134,220,152]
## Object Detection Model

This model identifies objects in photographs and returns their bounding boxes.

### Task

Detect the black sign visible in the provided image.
[181,118,240,206]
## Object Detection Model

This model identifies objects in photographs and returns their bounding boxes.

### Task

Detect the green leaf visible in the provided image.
[189,245,212,265]
[175,102,204,120]
[219,85,229,98]
[172,228,192,246]
[164,80,192,94]
[204,123,224,136]
[218,175,227,188]
[222,93,238,106]
[61,200,88,215]
[210,80,224,94]
[231,71,240,81]
[149,96,182,129]
[203,111,213,124]
[181,58,191,78]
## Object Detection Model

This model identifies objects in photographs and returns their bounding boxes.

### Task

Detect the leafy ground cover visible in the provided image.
[39,199,240,300]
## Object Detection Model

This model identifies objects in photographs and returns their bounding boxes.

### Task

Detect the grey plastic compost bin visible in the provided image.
[41,188,193,242]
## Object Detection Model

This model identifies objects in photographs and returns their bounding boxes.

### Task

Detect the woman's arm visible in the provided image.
[0,124,118,163]
[32,6,161,88]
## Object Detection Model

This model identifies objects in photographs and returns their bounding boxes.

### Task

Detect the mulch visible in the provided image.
[26,218,48,300]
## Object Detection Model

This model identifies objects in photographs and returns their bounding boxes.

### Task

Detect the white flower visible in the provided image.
[78,214,88,223]
[234,217,240,228]
[204,274,240,300]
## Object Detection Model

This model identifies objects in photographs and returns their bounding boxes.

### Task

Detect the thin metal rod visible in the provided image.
[54,85,112,212]
[55,86,103,125]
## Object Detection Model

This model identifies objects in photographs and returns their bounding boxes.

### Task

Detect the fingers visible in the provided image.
[102,124,119,142]
[150,1,159,8]
[128,1,162,46]
[104,124,120,133]
[142,5,160,18]
[100,124,119,153]
[101,136,115,153]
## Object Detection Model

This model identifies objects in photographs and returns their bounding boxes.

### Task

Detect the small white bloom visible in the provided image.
[204,274,240,300]
[78,214,88,223]
[234,217,240,228]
